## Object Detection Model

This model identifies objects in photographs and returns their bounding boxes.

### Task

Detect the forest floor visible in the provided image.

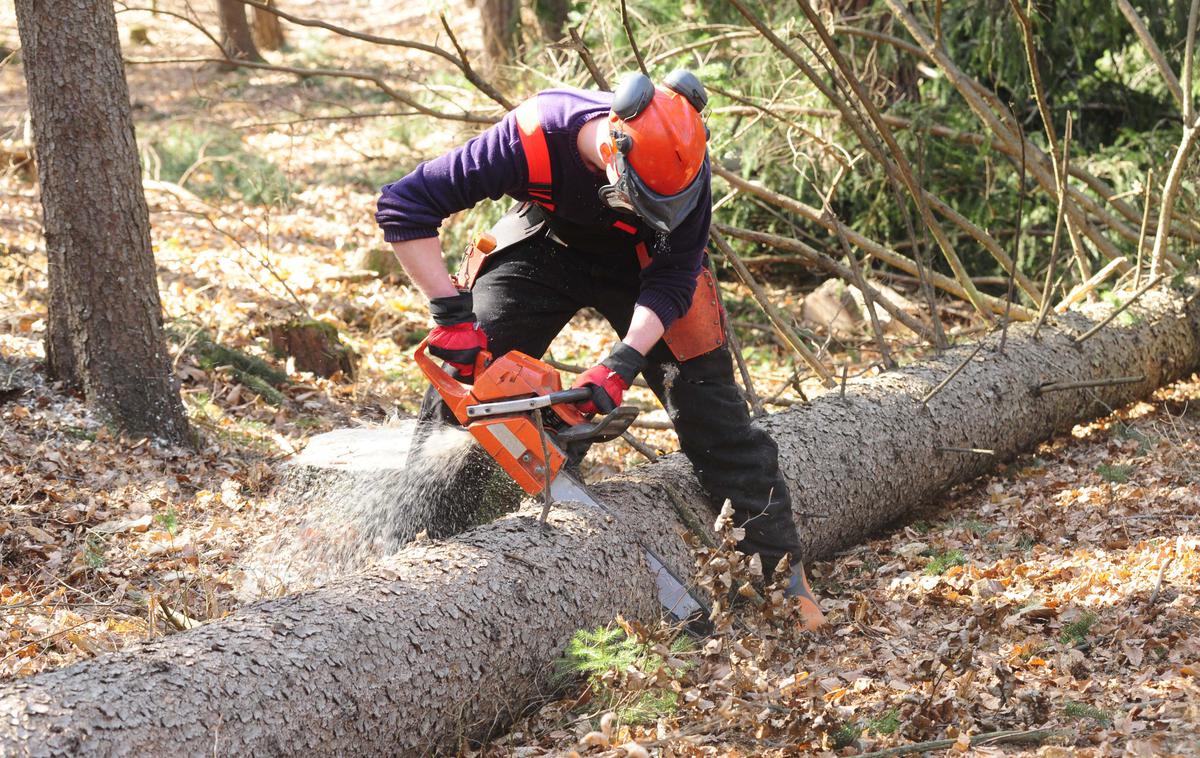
[1,1,1198,756]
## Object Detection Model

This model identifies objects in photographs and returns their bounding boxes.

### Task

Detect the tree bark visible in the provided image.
[217,0,264,62]
[1,286,1198,754]
[14,0,190,443]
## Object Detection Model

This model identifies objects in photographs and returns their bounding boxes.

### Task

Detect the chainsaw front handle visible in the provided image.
[465,387,592,418]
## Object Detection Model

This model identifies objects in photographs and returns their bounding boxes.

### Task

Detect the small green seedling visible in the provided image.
[925,549,966,576]
[1062,700,1112,726]
[155,508,179,536]
[1060,611,1098,646]
[1096,463,1133,483]
[868,709,901,735]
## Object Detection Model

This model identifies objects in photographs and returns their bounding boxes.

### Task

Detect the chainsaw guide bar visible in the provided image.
[414,339,710,628]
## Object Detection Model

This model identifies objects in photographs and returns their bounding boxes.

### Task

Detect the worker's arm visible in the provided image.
[390,237,458,300]
[621,305,665,355]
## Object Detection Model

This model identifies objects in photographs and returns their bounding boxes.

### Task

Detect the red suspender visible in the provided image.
[514,96,638,238]
[515,98,555,211]
[634,242,652,269]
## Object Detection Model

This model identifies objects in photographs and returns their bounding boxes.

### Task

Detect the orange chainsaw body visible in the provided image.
[413,340,587,496]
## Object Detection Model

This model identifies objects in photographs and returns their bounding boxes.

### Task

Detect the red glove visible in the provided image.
[428,321,487,379]
[571,342,646,416]
[572,365,630,415]
[427,291,486,379]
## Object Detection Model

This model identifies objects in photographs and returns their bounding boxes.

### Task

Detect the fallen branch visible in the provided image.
[1056,257,1129,313]
[854,728,1070,758]
[715,223,938,339]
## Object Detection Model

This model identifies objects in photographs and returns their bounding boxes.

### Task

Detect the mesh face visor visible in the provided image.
[609,152,709,233]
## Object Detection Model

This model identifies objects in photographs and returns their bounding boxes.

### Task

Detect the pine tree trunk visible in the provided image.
[0,287,1197,754]
[216,0,264,63]
[251,0,285,52]
[14,0,190,443]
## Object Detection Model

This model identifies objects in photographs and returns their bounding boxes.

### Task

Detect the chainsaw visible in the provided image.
[414,339,707,628]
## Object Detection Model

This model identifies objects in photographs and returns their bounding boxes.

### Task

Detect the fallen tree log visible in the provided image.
[2,285,1199,755]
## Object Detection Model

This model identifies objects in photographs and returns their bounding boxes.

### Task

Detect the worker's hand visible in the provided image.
[428,291,487,379]
[571,342,646,416]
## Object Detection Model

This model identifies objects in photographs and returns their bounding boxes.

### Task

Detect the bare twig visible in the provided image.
[1073,276,1165,344]
[717,100,1200,244]
[1185,0,1199,124]
[1034,116,1075,337]
[709,174,1034,320]
[937,446,995,455]
[714,223,940,338]
[1149,123,1198,277]
[1147,542,1177,607]
[1135,169,1154,288]
[118,6,498,124]
[1035,375,1145,395]
[620,0,650,76]
[920,339,986,407]
[647,30,756,67]
[232,0,513,109]
[710,229,837,388]
[566,26,610,91]
[620,432,658,463]
[820,173,896,366]
[885,0,1144,265]
[715,276,767,417]
[788,0,992,319]
[1000,112,1025,353]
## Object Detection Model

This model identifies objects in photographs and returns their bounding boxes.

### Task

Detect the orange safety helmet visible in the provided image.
[599,70,710,233]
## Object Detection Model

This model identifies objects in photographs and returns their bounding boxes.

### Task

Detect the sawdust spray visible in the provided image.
[237,420,521,600]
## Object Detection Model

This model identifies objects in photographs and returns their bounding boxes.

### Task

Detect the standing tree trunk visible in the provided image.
[250,0,285,52]
[216,0,264,62]
[14,0,190,444]
[533,0,570,42]
[478,0,520,69]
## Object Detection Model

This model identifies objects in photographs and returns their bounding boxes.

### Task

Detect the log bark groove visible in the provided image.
[2,287,1199,755]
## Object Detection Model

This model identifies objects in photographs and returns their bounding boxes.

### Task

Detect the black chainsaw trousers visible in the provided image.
[417,233,803,565]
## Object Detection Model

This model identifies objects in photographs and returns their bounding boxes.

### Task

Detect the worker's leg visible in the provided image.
[588,260,802,565]
[410,235,585,535]
[642,343,804,568]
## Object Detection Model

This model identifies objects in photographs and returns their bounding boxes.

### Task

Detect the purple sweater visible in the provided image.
[375,89,710,328]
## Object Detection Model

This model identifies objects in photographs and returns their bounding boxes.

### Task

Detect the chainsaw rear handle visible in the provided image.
[412,337,492,423]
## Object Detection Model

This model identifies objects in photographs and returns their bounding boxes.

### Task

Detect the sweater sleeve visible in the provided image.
[375,112,525,242]
[634,163,712,328]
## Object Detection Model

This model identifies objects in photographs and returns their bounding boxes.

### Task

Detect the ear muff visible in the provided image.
[612,73,656,121]
[663,69,708,113]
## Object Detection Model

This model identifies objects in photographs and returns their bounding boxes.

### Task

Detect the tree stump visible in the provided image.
[267,320,357,379]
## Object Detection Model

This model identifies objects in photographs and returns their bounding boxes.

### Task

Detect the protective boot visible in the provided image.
[785,563,827,632]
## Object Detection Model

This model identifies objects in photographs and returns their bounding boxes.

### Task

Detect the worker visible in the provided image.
[375,71,825,631]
